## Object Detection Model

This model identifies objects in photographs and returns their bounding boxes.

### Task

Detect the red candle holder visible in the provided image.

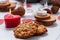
[4,14,21,28]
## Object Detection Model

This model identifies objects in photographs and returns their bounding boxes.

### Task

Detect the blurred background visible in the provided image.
[16,0,51,5]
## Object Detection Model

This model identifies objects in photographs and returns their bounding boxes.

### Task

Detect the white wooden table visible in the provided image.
[0,0,60,40]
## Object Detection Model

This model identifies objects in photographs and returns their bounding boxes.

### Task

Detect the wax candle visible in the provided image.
[4,14,20,28]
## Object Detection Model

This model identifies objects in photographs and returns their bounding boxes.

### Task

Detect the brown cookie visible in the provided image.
[35,16,56,26]
[34,23,47,35]
[0,1,10,8]
[51,0,60,7]
[14,23,37,39]
[51,6,59,14]
[11,7,25,16]
[34,13,50,20]
[36,25,47,35]
[0,3,16,12]
[51,0,58,6]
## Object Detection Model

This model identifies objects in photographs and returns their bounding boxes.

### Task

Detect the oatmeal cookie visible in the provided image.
[14,23,37,39]
[36,25,47,35]
[34,23,47,35]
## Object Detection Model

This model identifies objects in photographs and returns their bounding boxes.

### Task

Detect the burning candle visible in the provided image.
[4,8,21,28]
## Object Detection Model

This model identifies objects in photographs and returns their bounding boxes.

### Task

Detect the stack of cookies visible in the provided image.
[34,10,56,26]
[0,0,16,12]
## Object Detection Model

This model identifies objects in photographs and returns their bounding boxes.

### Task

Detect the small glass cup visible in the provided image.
[24,0,34,17]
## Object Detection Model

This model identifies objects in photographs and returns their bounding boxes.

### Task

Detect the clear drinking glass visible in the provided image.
[24,0,33,16]
[39,0,48,10]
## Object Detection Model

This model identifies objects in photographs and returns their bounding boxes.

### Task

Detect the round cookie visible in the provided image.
[13,23,37,39]
[34,13,50,20]
[11,7,25,16]
[0,1,10,8]
[51,0,60,7]
[51,6,59,14]
[36,25,47,35]
[38,16,56,26]
[34,23,47,35]
[35,16,56,26]
[0,3,16,12]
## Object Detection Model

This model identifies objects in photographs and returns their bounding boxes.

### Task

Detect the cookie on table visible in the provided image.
[0,1,10,8]
[37,25,47,35]
[42,16,56,26]
[34,23,47,35]
[51,0,58,6]
[11,7,25,16]
[35,16,56,26]
[13,23,37,39]
[51,0,60,7]
[34,13,50,20]
[51,6,59,14]
[0,3,16,12]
